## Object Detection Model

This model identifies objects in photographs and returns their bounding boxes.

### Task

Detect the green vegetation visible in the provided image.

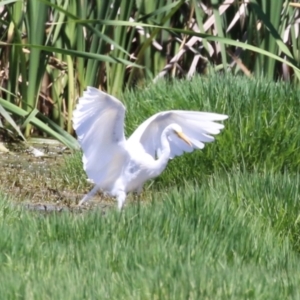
[63,74,300,190]
[1,171,300,299]
[1,1,300,144]
[1,75,300,298]
[1,0,300,296]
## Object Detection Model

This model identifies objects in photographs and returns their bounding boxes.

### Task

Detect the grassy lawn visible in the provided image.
[1,75,300,299]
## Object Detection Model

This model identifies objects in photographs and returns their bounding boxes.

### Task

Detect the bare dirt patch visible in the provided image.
[0,140,115,212]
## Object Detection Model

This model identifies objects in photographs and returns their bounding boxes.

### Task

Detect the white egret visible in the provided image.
[73,87,228,209]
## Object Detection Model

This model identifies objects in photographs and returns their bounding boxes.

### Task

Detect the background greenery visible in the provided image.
[1,1,300,298]
[63,74,300,191]
[1,170,300,299]
[1,75,300,298]
[1,0,300,145]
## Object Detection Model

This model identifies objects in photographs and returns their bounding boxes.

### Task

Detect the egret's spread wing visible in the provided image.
[128,111,228,159]
[73,87,128,186]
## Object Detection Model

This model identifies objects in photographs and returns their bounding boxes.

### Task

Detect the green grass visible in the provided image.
[62,74,300,190]
[2,74,300,299]
[1,171,300,299]
[124,75,300,176]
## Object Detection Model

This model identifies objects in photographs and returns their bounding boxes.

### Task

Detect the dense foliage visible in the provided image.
[0,0,300,144]
[1,74,300,298]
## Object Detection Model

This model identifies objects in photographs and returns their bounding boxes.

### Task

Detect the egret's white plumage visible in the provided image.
[73,87,228,209]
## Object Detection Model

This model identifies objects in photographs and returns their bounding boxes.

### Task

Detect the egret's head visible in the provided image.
[171,124,192,147]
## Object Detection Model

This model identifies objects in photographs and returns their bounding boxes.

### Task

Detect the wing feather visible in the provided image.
[128,110,227,159]
[73,87,128,186]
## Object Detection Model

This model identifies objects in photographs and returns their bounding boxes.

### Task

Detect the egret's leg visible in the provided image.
[117,191,126,210]
[78,185,99,206]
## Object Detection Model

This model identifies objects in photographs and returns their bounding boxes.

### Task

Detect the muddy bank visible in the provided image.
[0,139,115,212]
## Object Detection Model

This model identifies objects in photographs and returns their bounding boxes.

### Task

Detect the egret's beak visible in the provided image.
[175,131,192,147]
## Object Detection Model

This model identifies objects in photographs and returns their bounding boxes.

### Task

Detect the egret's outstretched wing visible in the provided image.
[73,87,128,186]
[128,111,228,159]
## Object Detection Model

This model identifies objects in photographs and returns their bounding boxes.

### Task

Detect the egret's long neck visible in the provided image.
[152,128,171,176]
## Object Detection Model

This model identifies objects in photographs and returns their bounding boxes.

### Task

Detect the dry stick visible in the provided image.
[227,49,252,77]
[192,0,250,77]
[171,4,195,77]
[290,3,300,8]
[226,0,249,33]
[153,0,236,82]
[187,54,202,78]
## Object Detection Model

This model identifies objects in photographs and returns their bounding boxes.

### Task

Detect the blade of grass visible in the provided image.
[0,103,25,140]
[0,98,79,149]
